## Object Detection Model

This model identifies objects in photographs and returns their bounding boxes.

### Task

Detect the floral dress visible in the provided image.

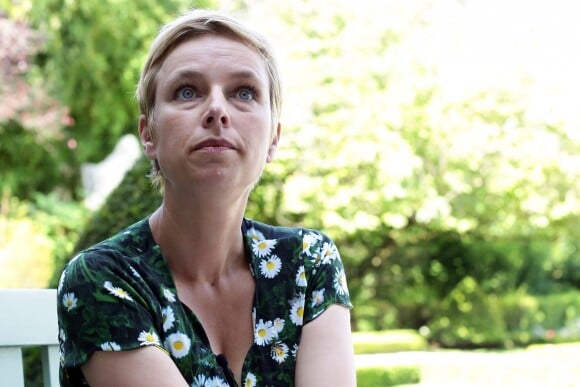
[57,217,352,387]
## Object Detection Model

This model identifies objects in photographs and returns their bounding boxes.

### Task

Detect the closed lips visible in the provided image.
[192,139,236,150]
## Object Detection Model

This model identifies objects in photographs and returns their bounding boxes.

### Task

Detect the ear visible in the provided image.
[139,115,157,160]
[266,122,281,163]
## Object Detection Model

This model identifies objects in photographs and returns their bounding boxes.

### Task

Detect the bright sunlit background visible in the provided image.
[1,0,579,385]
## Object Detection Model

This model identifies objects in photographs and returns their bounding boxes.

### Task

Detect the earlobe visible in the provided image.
[266,123,281,163]
[139,115,157,160]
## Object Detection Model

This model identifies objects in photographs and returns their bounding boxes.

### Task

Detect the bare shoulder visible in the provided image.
[81,346,188,387]
[295,305,356,387]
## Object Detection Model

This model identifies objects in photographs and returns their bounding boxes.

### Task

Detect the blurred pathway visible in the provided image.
[355,344,580,386]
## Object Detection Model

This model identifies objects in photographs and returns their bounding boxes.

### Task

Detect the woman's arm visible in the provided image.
[295,304,357,387]
[81,346,189,387]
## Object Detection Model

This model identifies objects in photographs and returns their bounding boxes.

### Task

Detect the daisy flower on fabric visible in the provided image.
[191,374,207,387]
[295,265,307,287]
[254,319,275,346]
[271,342,289,364]
[302,232,321,256]
[273,317,285,334]
[244,372,257,387]
[334,267,349,296]
[320,242,339,264]
[252,238,277,258]
[138,330,161,347]
[165,332,191,359]
[162,287,177,303]
[62,292,78,311]
[247,228,265,242]
[207,376,229,387]
[289,293,305,326]
[162,305,176,332]
[59,328,66,342]
[103,281,133,301]
[100,342,121,351]
[311,289,325,307]
[259,255,282,279]
[292,343,299,358]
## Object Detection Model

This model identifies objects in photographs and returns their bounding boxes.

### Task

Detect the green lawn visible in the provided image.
[355,342,580,386]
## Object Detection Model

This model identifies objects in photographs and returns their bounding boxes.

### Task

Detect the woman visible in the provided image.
[57,9,355,387]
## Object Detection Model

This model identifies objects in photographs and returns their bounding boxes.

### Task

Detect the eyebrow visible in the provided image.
[165,69,265,86]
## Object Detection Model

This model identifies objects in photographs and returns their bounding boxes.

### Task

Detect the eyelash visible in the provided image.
[237,86,258,101]
[175,85,197,100]
[173,85,259,101]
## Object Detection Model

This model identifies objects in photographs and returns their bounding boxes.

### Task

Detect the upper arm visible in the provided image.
[295,304,356,387]
[82,346,188,387]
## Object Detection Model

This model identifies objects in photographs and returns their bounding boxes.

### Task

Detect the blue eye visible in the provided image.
[237,87,256,101]
[177,86,196,100]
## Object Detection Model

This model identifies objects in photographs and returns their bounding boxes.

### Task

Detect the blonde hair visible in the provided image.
[136,9,282,191]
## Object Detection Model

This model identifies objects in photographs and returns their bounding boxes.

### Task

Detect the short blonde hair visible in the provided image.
[136,9,282,191]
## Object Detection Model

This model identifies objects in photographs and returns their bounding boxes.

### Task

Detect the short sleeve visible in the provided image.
[57,249,165,383]
[302,232,353,324]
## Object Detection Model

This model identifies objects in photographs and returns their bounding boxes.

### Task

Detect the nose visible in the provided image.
[202,89,230,129]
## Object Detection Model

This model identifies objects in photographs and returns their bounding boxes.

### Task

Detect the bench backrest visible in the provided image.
[0,288,59,387]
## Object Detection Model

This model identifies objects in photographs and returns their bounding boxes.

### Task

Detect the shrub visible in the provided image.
[50,156,160,285]
[428,276,508,348]
[501,291,580,345]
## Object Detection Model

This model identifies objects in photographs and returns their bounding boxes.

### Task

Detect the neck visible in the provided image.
[150,187,250,284]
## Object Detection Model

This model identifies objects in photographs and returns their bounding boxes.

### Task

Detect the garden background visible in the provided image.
[1,0,579,385]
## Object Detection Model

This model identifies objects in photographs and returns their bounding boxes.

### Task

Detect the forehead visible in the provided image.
[158,34,268,81]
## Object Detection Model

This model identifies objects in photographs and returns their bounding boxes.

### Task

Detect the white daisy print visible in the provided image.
[295,265,307,287]
[191,374,207,387]
[254,319,275,346]
[334,268,349,296]
[247,228,265,241]
[302,233,321,256]
[311,289,325,307]
[292,343,299,358]
[320,242,339,264]
[138,330,160,347]
[289,293,305,326]
[163,287,177,303]
[103,281,133,301]
[100,341,121,351]
[271,342,289,364]
[259,255,282,279]
[244,372,257,387]
[252,238,277,258]
[165,332,191,359]
[62,292,78,311]
[59,328,66,342]
[207,376,229,387]
[162,305,176,332]
[273,318,285,334]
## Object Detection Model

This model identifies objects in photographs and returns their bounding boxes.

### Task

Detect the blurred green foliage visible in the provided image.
[1,0,579,354]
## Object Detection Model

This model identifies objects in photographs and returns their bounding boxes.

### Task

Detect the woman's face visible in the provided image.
[140,34,280,196]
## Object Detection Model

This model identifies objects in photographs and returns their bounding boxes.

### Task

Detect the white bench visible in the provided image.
[0,289,59,387]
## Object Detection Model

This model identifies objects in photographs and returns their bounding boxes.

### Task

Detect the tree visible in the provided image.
[26,0,215,193]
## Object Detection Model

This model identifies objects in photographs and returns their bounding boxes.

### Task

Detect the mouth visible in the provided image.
[192,138,236,152]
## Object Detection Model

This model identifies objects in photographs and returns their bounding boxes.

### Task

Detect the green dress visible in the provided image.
[57,217,352,386]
